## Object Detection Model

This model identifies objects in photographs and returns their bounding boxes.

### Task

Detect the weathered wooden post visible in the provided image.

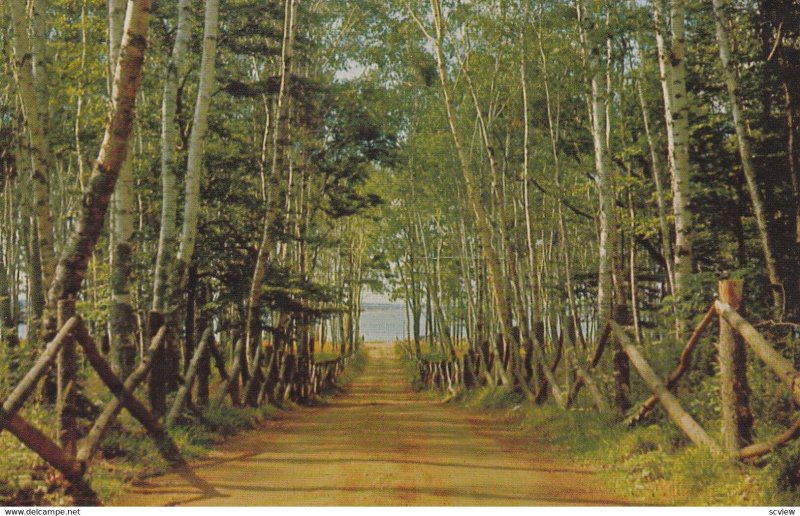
[718,279,753,453]
[612,303,632,415]
[214,337,245,407]
[167,326,213,426]
[57,298,78,457]
[147,311,167,418]
[196,326,211,405]
[532,321,548,404]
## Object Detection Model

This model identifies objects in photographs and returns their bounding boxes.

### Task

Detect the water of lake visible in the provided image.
[17,303,416,343]
[359,303,409,342]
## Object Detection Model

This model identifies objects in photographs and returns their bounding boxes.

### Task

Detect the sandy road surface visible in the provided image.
[118,343,631,506]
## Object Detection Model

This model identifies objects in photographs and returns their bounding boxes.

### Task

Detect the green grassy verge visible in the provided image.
[1,349,367,506]
[393,339,800,507]
[455,386,800,505]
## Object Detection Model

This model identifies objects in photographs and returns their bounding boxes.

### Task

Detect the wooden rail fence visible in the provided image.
[0,299,358,501]
[410,278,800,461]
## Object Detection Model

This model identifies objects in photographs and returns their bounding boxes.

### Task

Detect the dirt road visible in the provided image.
[118,343,630,506]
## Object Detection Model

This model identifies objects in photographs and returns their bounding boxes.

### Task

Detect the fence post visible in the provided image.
[612,303,632,415]
[56,298,78,457]
[197,325,211,405]
[718,279,753,453]
[147,311,167,418]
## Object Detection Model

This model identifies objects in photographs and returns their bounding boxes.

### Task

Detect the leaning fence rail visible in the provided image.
[408,278,800,461]
[0,298,359,500]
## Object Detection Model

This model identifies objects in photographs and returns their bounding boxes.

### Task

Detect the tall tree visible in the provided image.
[47,0,153,306]
[653,0,693,308]
[170,0,221,306]
[152,0,192,313]
[577,0,620,325]
[711,0,783,314]
[109,0,137,378]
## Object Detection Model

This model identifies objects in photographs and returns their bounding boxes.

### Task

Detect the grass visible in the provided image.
[0,403,71,506]
[313,351,345,362]
[0,348,367,506]
[89,401,277,505]
[334,348,367,387]
[392,337,793,506]
[515,404,775,505]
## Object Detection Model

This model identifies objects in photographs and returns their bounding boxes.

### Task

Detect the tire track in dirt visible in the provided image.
[117,343,633,506]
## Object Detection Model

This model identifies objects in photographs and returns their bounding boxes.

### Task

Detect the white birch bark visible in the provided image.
[653,0,693,297]
[109,0,137,378]
[174,0,220,294]
[152,0,192,312]
[577,0,618,325]
[711,0,783,314]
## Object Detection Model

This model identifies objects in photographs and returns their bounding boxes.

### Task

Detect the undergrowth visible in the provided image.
[519,405,773,505]
[1,348,366,506]
[448,387,800,505]
[395,335,800,506]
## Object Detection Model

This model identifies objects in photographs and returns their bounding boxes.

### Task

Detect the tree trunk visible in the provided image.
[109,0,137,379]
[653,0,693,307]
[578,0,620,327]
[56,300,77,458]
[152,0,191,312]
[169,0,220,311]
[28,221,45,345]
[0,254,19,348]
[711,0,783,315]
[635,33,675,296]
[46,0,153,309]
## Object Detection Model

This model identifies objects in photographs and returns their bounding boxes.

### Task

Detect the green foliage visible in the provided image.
[0,404,65,506]
[518,405,770,505]
[465,386,525,410]
[766,439,800,504]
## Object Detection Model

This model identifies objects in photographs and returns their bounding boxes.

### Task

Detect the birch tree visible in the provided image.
[46,0,154,306]
[653,0,693,307]
[152,0,192,313]
[109,0,137,378]
[245,0,297,353]
[171,0,221,303]
[711,0,783,314]
[420,0,515,385]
